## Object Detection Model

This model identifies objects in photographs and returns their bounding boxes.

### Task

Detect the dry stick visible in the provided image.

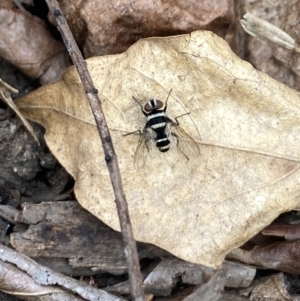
[0,244,122,301]
[45,1,145,300]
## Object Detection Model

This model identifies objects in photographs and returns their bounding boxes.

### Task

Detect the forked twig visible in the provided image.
[45,1,145,300]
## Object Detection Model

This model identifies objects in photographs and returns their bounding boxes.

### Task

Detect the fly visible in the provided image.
[126,90,200,170]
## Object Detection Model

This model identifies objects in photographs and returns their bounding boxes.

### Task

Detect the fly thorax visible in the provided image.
[146,111,166,121]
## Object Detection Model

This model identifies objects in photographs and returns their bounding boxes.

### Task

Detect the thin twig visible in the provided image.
[0,244,123,301]
[45,1,145,300]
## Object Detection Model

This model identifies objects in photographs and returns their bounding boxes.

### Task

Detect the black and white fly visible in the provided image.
[127,90,200,170]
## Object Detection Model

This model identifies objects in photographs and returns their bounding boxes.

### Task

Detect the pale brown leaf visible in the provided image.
[15,31,300,267]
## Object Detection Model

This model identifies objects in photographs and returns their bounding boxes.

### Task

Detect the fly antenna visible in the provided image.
[165,89,172,105]
[164,89,173,111]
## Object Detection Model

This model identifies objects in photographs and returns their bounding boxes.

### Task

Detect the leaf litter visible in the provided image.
[15,30,300,267]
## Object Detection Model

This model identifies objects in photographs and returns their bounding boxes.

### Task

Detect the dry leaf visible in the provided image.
[228,240,300,274]
[15,31,300,267]
[240,13,298,52]
[239,273,290,301]
[1,0,15,9]
[245,1,300,91]
[262,223,300,240]
[54,0,232,57]
[0,7,70,84]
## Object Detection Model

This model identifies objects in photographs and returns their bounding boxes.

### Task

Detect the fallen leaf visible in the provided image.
[228,240,300,274]
[240,13,297,52]
[15,31,300,267]
[1,0,15,9]
[262,223,300,240]
[53,0,232,57]
[245,1,300,91]
[239,273,290,301]
[0,7,70,84]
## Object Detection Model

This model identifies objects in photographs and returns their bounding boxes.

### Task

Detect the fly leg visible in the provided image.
[174,112,191,125]
[132,96,149,117]
[170,132,189,161]
[123,129,142,137]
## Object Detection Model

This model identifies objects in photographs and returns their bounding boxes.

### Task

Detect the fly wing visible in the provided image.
[134,127,156,170]
[169,122,200,158]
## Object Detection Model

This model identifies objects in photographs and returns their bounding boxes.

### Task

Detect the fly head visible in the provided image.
[143,99,164,113]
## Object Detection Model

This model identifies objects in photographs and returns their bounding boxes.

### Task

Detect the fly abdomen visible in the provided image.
[151,122,166,129]
[156,137,170,152]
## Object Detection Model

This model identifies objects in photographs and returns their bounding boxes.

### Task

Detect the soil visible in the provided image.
[0,58,73,301]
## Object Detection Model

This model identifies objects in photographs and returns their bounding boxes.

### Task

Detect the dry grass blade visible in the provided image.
[0,78,39,144]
